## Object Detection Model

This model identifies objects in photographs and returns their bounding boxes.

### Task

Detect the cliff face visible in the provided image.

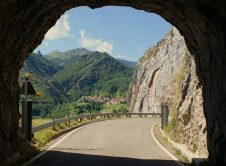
[128,28,208,157]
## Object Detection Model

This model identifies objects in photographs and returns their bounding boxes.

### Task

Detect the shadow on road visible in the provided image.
[29,150,187,166]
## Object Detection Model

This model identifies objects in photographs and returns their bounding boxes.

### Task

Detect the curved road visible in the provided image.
[26,118,181,166]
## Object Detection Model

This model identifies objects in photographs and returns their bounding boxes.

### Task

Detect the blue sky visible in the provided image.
[35,6,171,62]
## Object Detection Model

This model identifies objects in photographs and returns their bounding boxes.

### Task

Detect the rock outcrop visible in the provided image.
[128,28,208,157]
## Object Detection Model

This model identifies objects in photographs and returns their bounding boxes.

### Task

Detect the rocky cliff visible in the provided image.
[128,28,208,157]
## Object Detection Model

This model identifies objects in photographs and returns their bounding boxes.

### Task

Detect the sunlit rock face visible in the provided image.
[0,1,226,165]
[128,27,208,157]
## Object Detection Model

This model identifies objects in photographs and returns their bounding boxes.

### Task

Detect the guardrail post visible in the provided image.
[164,105,169,128]
[161,105,164,130]
[161,104,169,130]
[52,119,56,130]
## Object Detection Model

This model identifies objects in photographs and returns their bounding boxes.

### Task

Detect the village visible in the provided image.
[77,96,127,105]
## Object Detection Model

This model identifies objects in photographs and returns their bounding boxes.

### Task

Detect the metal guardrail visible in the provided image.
[32,112,161,133]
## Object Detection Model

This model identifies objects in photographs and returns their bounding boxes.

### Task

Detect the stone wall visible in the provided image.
[128,28,208,157]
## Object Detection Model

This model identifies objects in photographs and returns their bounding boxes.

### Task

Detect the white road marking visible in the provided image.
[22,127,81,166]
[23,121,184,166]
[151,123,185,166]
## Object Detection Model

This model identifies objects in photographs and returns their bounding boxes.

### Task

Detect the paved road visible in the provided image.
[26,118,181,166]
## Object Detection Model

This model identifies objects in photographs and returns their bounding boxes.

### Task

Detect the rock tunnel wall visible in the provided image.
[0,0,226,165]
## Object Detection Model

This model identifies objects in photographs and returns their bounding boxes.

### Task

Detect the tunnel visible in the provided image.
[0,0,226,165]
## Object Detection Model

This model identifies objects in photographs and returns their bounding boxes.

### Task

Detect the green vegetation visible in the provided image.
[165,55,188,142]
[19,49,134,117]
[33,121,79,146]
[50,102,103,119]
[49,102,128,119]
[19,53,69,117]
[175,148,182,156]
[101,103,128,113]
[153,124,190,164]
[52,51,134,100]
[32,118,52,126]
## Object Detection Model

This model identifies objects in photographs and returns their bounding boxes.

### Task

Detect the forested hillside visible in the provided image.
[19,49,135,116]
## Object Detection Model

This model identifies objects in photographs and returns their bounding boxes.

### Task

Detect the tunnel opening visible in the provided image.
[0,1,226,165]
[18,6,175,165]
[20,6,171,118]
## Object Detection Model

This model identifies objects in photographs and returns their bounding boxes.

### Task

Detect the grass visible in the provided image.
[188,145,197,153]
[175,148,182,155]
[32,120,85,147]
[153,124,190,164]
[101,103,128,113]
[32,117,52,126]
[165,55,188,142]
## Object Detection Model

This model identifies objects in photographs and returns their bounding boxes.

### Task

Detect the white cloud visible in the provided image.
[45,14,71,40]
[79,30,113,54]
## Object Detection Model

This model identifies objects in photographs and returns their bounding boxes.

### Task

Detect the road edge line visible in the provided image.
[21,127,82,166]
[151,123,185,166]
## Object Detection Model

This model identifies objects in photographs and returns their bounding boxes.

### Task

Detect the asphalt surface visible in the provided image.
[26,118,181,166]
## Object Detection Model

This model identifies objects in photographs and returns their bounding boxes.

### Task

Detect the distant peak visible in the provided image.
[76,48,90,51]
[50,50,61,54]
[116,58,137,63]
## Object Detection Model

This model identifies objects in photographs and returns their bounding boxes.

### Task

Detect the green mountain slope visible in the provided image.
[19,49,134,116]
[19,53,69,116]
[52,51,134,99]
[20,53,61,77]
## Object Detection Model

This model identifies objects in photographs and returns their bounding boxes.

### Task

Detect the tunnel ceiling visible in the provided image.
[0,0,226,165]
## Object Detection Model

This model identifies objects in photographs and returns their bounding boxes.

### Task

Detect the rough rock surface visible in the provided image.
[128,28,208,157]
[0,1,226,165]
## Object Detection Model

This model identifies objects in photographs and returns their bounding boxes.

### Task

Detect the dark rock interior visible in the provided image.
[0,0,225,165]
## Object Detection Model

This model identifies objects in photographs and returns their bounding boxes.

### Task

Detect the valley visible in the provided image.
[19,48,136,118]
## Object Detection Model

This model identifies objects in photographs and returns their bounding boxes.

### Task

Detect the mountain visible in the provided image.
[116,58,137,67]
[128,28,207,157]
[52,51,134,100]
[21,53,61,77]
[45,48,90,66]
[46,48,137,67]
[19,49,134,116]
